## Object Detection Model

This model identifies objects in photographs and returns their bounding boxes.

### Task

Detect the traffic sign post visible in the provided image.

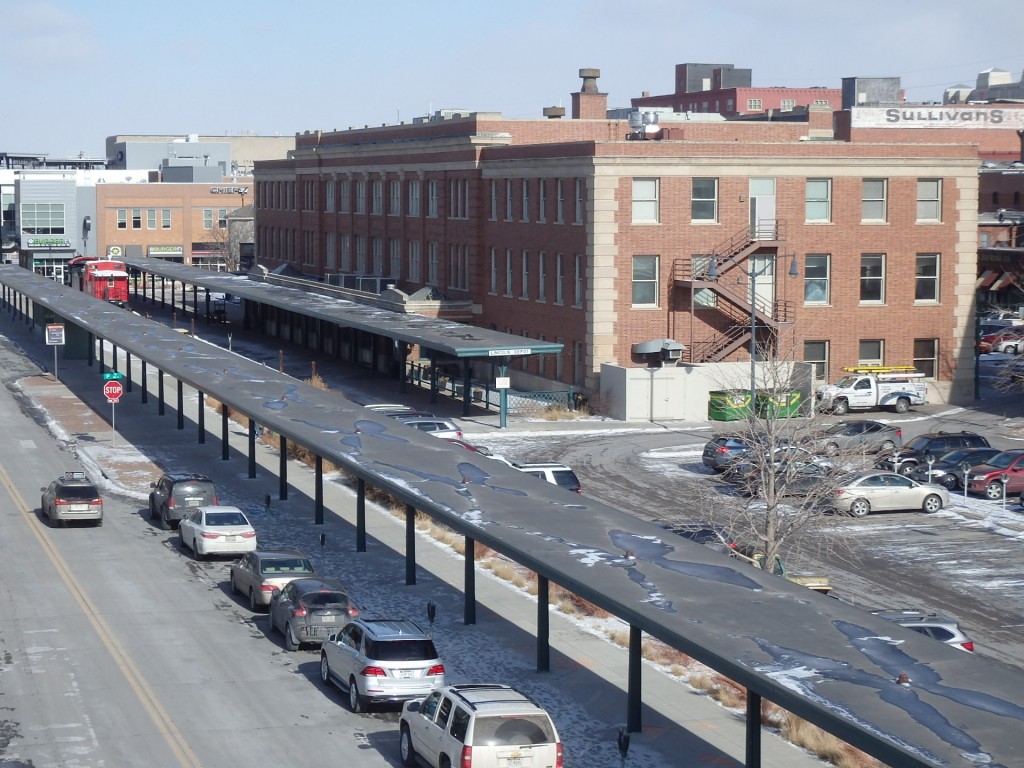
[103,380,124,447]
[45,324,65,383]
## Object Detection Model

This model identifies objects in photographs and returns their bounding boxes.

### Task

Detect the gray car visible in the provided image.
[148,472,218,530]
[269,577,360,651]
[320,618,445,712]
[804,420,902,456]
[40,471,103,527]
[230,549,317,611]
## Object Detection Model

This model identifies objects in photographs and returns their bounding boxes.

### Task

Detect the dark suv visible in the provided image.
[148,472,218,530]
[875,431,990,476]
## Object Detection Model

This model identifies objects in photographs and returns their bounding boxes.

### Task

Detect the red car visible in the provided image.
[978,328,1024,353]
[966,449,1024,500]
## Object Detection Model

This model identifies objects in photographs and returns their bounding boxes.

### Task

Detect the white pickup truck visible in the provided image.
[816,366,928,416]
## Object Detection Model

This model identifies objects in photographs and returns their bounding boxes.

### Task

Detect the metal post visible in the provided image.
[314,456,323,525]
[176,380,184,430]
[537,576,550,672]
[356,478,366,552]
[746,690,763,767]
[464,536,476,625]
[221,406,230,460]
[248,418,257,478]
[279,436,288,500]
[157,369,165,415]
[749,268,757,420]
[627,625,642,732]
[197,391,205,443]
[405,503,416,585]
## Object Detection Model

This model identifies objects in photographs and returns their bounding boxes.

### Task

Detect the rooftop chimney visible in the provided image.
[543,106,566,119]
[572,68,608,119]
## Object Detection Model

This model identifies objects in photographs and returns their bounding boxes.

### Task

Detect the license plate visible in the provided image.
[396,670,415,679]
[320,615,335,623]
[185,498,203,507]
[506,759,524,768]
[227,536,241,542]
[69,505,89,512]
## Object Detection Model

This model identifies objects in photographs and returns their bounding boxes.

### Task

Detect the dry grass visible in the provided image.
[206,390,874,768]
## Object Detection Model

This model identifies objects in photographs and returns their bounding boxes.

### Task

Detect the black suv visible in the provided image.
[875,432,990,476]
[148,472,218,530]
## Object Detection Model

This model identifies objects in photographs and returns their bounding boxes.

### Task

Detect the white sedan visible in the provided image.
[832,470,949,518]
[178,505,257,559]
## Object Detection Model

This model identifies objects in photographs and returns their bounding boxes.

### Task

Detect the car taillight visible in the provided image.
[260,584,276,593]
[242,531,256,538]
[348,606,360,618]
[961,641,975,652]
[556,742,563,768]
[201,532,219,539]
[896,429,902,438]
[167,498,175,508]
[834,489,845,496]
[728,542,738,549]
[292,606,307,617]
[456,430,463,438]
[461,745,472,768]
[426,664,445,676]
[212,496,219,505]
[575,486,582,494]
[360,665,386,677]
[716,446,729,454]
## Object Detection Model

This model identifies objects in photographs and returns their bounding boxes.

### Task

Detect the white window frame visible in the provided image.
[538,180,547,223]
[805,178,832,222]
[691,178,718,222]
[860,254,885,303]
[862,178,887,222]
[915,253,940,303]
[505,180,514,221]
[574,179,584,224]
[408,239,421,282]
[427,242,439,285]
[505,249,513,297]
[325,182,335,213]
[632,178,659,223]
[407,180,420,217]
[913,339,938,378]
[341,234,351,272]
[389,180,401,216]
[858,340,884,367]
[747,98,763,111]
[489,248,498,294]
[537,251,547,302]
[354,180,366,214]
[427,180,439,218]
[325,232,337,269]
[573,254,583,307]
[556,179,565,223]
[389,238,402,278]
[371,180,383,215]
[631,255,659,307]
[372,236,384,275]
[340,180,350,213]
[520,250,529,299]
[489,180,498,221]
[804,254,830,304]
[917,179,942,222]
[555,253,564,304]
[803,340,829,383]
[521,180,530,222]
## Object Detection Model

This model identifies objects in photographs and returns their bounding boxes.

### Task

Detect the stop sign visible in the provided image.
[103,380,124,403]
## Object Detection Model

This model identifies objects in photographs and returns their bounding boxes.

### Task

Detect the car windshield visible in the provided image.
[301,591,348,608]
[261,558,314,575]
[59,485,100,500]
[472,714,556,746]
[365,638,437,661]
[551,471,580,490]
[985,452,1022,469]
[939,448,977,464]
[206,512,248,526]
[834,376,858,388]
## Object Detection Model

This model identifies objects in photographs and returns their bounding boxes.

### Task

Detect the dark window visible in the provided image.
[449,707,470,742]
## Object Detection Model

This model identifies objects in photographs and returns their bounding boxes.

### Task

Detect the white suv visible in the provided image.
[399,683,562,768]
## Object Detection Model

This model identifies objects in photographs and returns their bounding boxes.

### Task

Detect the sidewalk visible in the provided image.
[2,312,827,768]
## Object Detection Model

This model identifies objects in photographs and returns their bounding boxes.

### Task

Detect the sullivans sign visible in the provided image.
[851,106,1024,129]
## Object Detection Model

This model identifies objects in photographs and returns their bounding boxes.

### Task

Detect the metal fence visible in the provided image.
[404,361,576,415]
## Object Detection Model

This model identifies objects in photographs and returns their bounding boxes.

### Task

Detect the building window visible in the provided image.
[341,234,351,271]
[372,236,384,275]
[132,208,142,229]
[725,98,734,112]
[340,180,351,213]
[746,98,763,111]
[914,339,938,378]
[217,209,227,228]
[371,180,383,215]
[505,249,513,297]
[354,180,366,214]
[538,180,547,223]
[556,179,565,223]
[860,254,885,303]
[537,251,547,301]
[505,180,514,221]
[691,178,718,222]
[147,209,156,229]
[803,341,829,383]
[389,238,402,277]
[355,235,366,273]
[804,254,830,304]
[574,179,584,224]
[915,253,939,302]
[449,244,469,290]
[427,242,439,285]
[448,179,468,219]
[574,254,584,307]
[489,180,498,221]
[555,253,564,304]
[812,99,831,106]
[408,240,421,282]
[489,248,498,294]
[22,202,66,234]
[325,182,335,213]
[408,180,420,217]
[780,99,796,111]
[805,179,831,222]
[632,255,659,307]
[161,209,171,229]
[859,340,884,367]
[980,231,991,247]
[203,209,214,229]
[521,180,530,221]
[325,233,336,269]
[632,178,659,223]
[117,209,127,229]
[427,181,439,218]
[520,250,529,299]
[862,179,887,221]
[387,180,401,216]
[917,179,942,222]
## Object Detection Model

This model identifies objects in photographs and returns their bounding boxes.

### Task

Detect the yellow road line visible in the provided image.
[0,464,202,768]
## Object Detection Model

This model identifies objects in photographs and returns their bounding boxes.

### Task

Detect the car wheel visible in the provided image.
[399,724,418,767]
[823,442,839,457]
[41,497,49,520]
[149,498,158,519]
[893,397,910,414]
[879,440,896,453]
[249,589,260,612]
[230,574,239,595]
[348,676,366,713]
[320,653,332,686]
[898,463,916,477]
[159,507,170,531]
[849,499,871,518]
[922,494,944,513]
[940,474,958,490]
[984,482,1006,501]
[284,623,299,651]
[192,538,204,560]
[832,399,849,416]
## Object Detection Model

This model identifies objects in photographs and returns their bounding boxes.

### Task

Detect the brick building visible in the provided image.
[253,70,989,403]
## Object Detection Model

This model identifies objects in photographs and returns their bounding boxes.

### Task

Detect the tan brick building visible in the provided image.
[253,72,994,403]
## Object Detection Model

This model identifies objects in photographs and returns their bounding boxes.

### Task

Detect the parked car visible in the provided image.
[965,449,1024,500]
[832,470,949,517]
[729,459,834,498]
[399,684,562,768]
[978,328,1023,353]
[512,461,582,494]
[875,431,991,476]
[269,577,360,651]
[393,415,463,439]
[991,329,1024,355]
[804,420,902,456]
[907,447,1002,490]
[230,549,317,611]
[442,437,492,455]
[870,608,975,653]
[320,618,445,712]
[178,505,257,559]
[40,471,103,527]
[148,472,218,530]
[702,435,757,472]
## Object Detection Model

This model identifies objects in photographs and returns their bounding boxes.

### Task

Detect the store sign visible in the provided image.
[851,106,1024,129]
[107,245,123,257]
[488,348,532,356]
[148,245,183,256]
[210,186,249,195]
[26,237,72,248]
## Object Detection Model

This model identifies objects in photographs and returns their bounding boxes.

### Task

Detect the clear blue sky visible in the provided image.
[6,0,1023,157]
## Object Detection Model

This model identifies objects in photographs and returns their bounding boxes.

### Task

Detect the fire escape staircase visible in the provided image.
[673,220,793,363]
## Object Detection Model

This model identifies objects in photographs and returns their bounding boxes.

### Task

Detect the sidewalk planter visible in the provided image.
[708,390,752,421]
[755,390,802,419]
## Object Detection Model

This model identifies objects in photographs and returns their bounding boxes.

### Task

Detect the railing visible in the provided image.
[404,361,579,414]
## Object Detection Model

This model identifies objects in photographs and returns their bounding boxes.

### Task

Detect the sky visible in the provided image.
[6,0,1024,158]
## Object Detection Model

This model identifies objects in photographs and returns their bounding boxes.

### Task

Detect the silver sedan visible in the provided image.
[832,470,949,518]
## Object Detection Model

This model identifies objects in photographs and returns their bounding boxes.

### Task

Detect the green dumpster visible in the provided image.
[708,390,752,421]
[755,390,801,419]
